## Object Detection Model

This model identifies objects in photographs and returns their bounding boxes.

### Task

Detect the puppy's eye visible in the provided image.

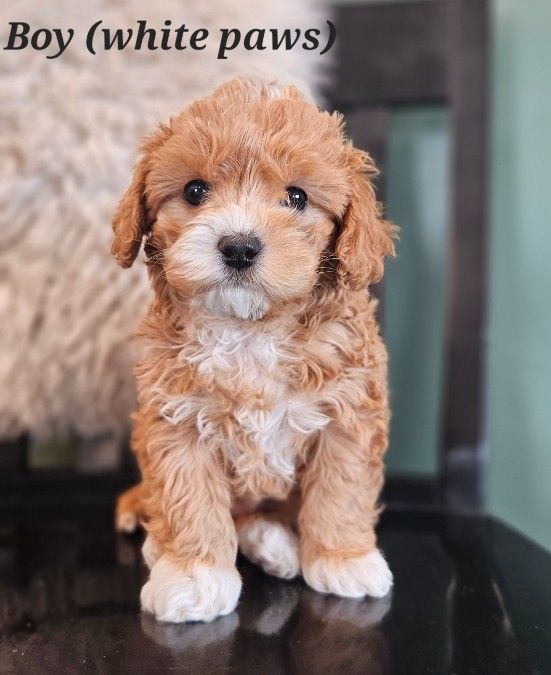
[284,186,308,211]
[183,179,210,206]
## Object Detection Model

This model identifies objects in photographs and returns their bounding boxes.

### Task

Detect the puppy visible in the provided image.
[112,78,397,623]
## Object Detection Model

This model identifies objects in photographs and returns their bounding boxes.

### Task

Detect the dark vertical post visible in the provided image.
[440,0,489,511]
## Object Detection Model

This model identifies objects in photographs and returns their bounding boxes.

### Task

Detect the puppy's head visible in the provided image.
[112,78,395,320]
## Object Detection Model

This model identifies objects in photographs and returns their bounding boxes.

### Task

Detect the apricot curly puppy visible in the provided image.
[112,78,397,623]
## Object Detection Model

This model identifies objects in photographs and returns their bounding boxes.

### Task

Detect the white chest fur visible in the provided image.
[160,321,329,478]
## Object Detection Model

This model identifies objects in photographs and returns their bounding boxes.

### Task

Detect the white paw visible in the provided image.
[141,556,242,623]
[142,534,161,570]
[303,549,393,599]
[238,519,300,580]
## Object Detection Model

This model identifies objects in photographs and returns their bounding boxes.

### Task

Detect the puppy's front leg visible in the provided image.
[299,416,393,599]
[140,417,241,623]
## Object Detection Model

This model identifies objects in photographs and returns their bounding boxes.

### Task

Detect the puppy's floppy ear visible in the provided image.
[335,148,397,290]
[111,125,170,268]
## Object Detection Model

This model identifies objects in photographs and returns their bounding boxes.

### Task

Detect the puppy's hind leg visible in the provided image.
[235,494,300,581]
[116,483,145,533]
[115,484,173,570]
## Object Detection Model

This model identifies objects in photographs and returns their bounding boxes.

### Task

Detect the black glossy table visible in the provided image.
[0,504,549,674]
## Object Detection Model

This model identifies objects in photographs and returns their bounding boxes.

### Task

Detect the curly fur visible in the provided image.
[114,78,397,621]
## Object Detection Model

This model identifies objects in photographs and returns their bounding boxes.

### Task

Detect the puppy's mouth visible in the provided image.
[212,233,267,314]
[196,236,269,320]
[194,284,269,321]
[222,266,260,288]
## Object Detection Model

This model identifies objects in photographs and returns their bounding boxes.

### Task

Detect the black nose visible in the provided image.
[218,235,263,270]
